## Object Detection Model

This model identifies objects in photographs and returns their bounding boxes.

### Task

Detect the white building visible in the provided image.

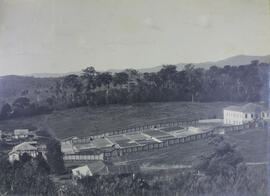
[8,141,46,162]
[72,161,108,181]
[223,103,269,125]
[14,129,29,139]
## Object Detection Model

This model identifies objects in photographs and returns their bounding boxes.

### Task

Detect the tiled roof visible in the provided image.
[9,142,37,154]
[14,129,29,135]
[87,161,108,175]
[224,103,263,113]
[72,165,92,176]
[72,161,108,176]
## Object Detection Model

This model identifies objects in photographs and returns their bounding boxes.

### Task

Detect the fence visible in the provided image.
[63,120,259,161]
[103,121,256,160]
[61,119,198,145]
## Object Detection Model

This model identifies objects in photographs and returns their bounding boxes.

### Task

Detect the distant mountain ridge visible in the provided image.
[137,54,270,73]
[24,54,270,78]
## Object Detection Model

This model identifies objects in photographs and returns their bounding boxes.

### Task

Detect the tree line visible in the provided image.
[0,61,269,120]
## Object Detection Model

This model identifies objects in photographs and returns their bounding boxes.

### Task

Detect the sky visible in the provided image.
[0,0,270,75]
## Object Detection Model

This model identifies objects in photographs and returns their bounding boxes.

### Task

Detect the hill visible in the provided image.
[141,54,270,72]
[0,75,60,107]
[18,54,270,76]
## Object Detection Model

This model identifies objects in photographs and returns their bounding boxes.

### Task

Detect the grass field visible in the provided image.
[0,101,237,139]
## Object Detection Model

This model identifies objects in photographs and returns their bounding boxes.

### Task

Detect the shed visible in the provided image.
[14,129,29,139]
[72,161,108,180]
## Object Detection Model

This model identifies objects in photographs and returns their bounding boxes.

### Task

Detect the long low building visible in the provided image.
[61,125,213,161]
[223,103,270,125]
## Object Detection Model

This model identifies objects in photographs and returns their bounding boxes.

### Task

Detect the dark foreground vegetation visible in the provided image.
[0,60,269,120]
[0,139,65,196]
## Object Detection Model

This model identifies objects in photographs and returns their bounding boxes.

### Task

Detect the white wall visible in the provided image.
[224,109,270,125]
[224,110,245,125]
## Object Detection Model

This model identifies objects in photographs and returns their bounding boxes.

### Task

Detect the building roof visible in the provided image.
[14,129,29,135]
[72,161,108,177]
[224,103,263,113]
[72,165,92,177]
[87,161,108,175]
[9,142,37,155]
[61,142,75,154]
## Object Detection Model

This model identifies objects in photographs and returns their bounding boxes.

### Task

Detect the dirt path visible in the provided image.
[41,114,57,139]
[141,164,191,171]
[246,162,269,166]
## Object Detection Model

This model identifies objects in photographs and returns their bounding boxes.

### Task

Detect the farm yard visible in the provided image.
[111,127,269,168]
[0,100,268,196]
[1,101,268,178]
[0,101,240,139]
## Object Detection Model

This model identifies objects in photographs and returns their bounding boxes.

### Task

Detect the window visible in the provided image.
[251,114,254,118]
[245,114,248,119]
[262,113,265,117]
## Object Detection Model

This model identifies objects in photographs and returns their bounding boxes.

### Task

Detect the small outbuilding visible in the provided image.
[72,161,108,181]
[14,129,29,139]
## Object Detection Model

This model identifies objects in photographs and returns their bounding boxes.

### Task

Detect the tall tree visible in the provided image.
[81,66,97,91]
[113,72,129,87]
[184,64,202,102]
[158,65,177,88]
[96,72,113,103]
[45,139,65,175]
[0,103,12,119]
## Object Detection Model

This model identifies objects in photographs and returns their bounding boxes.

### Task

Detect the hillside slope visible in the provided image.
[0,101,237,139]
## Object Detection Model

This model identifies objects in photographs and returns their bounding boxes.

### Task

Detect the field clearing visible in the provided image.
[0,101,237,139]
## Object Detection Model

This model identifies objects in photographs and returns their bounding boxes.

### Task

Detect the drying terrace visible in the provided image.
[63,124,218,155]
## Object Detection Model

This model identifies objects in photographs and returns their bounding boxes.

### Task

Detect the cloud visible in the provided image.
[196,15,212,28]
[142,17,161,31]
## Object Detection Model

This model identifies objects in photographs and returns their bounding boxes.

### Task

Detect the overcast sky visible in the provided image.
[0,0,270,75]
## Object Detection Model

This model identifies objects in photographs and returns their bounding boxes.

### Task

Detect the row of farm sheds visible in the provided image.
[62,119,199,145]
[62,120,258,162]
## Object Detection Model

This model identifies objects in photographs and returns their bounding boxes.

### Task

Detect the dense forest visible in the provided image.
[0,60,269,120]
